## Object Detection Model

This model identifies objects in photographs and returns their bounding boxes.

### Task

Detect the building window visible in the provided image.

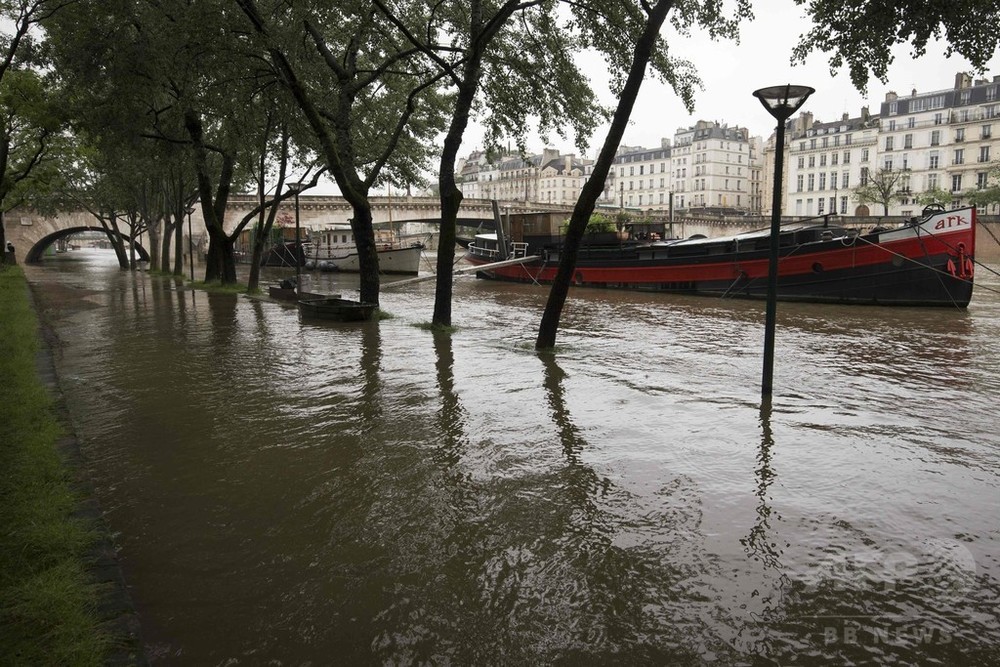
[978,172,989,189]
[820,154,827,167]
[952,174,962,192]
[929,152,939,169]
[983,125,992,139]
[861,167,870,185]
[840,196,848,214]
[843,151,851,164]
[930,130,940,146]
[830,173,838,189]
[908,117,916,129]
[818,198,825,214]
[884,157,893,170]
[842,173,850,188]
[980,146,991,163]
[928,173,938,189]
[796,175,804,192]
[904,134,913,149]
[807,174,815,191]
[954,149,965,165]
[861,148,869,161]
[831,153,839,165]
[934,113,943,125]
[819,173,826,190]
[956,128,965,142]
[797,156,804,168]
[885,136,894,151]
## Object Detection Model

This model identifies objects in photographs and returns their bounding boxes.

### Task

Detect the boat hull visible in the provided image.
[309,245,423,275]
[467,208,976,307]
[298,297,377,322]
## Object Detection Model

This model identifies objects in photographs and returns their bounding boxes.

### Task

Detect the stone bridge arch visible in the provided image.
[4,209,149,264]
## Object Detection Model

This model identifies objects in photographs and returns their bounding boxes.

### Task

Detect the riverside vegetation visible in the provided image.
[0,266,110,664]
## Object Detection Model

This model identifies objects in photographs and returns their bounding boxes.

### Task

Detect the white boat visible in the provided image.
[305,224,425,275]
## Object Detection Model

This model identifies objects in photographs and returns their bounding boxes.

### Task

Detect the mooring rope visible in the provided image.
[852,233,1000,297]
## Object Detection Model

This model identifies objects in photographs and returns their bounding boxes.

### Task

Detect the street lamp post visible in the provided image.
[288,182,306,288]
[752,84,815,400]
[186,206,196,281]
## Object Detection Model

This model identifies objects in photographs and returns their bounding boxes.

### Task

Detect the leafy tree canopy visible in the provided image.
[793,0,1000,92]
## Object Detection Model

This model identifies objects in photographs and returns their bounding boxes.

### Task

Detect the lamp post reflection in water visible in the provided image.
[752,84,814,400]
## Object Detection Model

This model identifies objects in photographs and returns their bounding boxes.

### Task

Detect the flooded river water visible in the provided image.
[26,249,1000,664]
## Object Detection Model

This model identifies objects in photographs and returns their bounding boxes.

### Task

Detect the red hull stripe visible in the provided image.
[469,226,974,285]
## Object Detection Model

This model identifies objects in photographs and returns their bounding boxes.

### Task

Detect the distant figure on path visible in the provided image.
[5,241,15,264]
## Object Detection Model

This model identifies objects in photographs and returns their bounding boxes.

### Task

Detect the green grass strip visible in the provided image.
[0,265,110,665]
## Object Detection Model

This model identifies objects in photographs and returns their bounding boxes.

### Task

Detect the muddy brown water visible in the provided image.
[26,249,1000,664]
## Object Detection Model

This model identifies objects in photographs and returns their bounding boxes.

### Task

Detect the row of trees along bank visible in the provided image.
[0,0,992,347]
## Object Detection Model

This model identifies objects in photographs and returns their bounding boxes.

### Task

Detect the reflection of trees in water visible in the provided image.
[457,354,729,663]
[362,347,729,663]
[356,322,382,434]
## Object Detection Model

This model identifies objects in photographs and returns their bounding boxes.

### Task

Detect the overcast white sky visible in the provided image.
[459,0,1000,158]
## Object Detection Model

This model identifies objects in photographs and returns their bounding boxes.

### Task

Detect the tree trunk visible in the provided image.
[161,217,175,271]
[102,214,129,269]
[351,200,380,305]
[185,108,237,284]
[246,203,270,292]
[147,218,161,271]
[536,0,673,350]
[433,74,480,326]
[0,209,6,266]
[173,211,185,276]
[204,224,237,283]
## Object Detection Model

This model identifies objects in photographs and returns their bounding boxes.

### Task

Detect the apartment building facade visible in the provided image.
[876,72,1000,216]
[784,109,879,218]
[457,148,592,205]
[605,141,672,210]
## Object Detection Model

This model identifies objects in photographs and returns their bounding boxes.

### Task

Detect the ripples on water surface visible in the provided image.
[28,250,1000,665]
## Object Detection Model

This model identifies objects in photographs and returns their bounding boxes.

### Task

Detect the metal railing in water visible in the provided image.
[469,242,530,259]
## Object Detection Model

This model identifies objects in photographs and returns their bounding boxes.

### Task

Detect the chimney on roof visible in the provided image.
[660,137,671,149]
[911,88,917,97]
[842,112,849,122]
[885,91,898,102]
[955,72,972,89]
[564,155,572,172]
